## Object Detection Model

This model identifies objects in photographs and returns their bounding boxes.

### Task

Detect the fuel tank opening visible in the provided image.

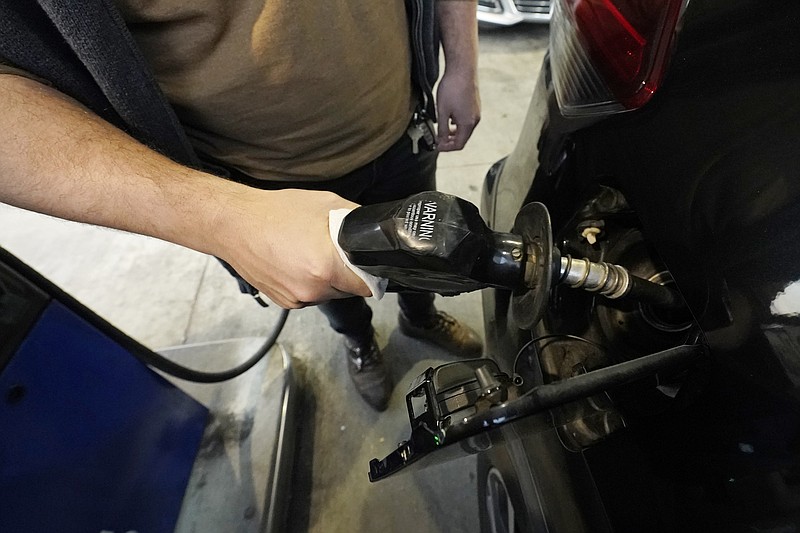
[639,272,694,333]
[510,199,687,330]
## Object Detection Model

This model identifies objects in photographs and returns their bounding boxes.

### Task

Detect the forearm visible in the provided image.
[434,0,481,151]
[436,0,479,79]
[0,74,235,256]
[0,74,370,307]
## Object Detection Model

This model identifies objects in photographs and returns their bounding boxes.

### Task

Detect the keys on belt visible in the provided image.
[406,113,437,154]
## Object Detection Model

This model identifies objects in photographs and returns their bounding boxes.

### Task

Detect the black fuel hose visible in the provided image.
[0,246,292,383]
[133,308,290,383]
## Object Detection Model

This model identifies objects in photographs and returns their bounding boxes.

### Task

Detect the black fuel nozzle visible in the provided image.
[339,192,686,323]
[338,191,526,295]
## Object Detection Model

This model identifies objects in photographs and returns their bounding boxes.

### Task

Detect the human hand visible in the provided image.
[436,67,481,152]
[212,188,372,309]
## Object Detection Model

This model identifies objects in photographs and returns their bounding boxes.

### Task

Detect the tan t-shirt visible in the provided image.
[115,0,415,181]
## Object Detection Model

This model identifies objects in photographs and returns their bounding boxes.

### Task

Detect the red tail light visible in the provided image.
[550,0,687,117]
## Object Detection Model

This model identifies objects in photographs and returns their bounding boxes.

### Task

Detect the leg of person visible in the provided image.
[396,292,482,357]
[317,297,391,411]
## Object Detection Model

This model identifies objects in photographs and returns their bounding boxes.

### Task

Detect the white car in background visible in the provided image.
[478,0,551,26]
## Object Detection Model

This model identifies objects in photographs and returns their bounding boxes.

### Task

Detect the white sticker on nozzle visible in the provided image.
[403,200,438,241]
[329,209,388,300]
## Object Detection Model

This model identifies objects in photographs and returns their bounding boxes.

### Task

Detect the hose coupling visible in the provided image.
[559,255,631,299]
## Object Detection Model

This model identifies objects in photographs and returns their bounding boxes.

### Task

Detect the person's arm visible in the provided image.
[435,0,481,152]
[0,74,371,309]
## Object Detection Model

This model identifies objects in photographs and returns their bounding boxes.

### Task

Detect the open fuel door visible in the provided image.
[368,344,702,482]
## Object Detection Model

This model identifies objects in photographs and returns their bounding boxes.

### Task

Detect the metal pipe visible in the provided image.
[559,255,685,309]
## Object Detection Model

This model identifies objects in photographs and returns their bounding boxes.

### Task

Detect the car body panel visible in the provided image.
[479,0,800,530]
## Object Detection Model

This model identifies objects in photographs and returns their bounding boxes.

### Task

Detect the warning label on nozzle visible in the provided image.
[404,200,437,241]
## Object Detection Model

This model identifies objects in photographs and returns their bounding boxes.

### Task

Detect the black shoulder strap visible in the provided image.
[405,0,440,121]
[0,0,198,167]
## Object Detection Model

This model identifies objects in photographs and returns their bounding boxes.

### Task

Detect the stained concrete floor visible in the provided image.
[0,24,548,533]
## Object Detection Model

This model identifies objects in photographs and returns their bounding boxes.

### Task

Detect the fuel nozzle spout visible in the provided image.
[557,255,685,309]
[508,201,687,328]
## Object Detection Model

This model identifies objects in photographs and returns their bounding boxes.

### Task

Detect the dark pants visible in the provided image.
[224,127,438,346]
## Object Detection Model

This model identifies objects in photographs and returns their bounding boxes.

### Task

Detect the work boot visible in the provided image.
[344,335,392,411]
[398,311,483,357]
